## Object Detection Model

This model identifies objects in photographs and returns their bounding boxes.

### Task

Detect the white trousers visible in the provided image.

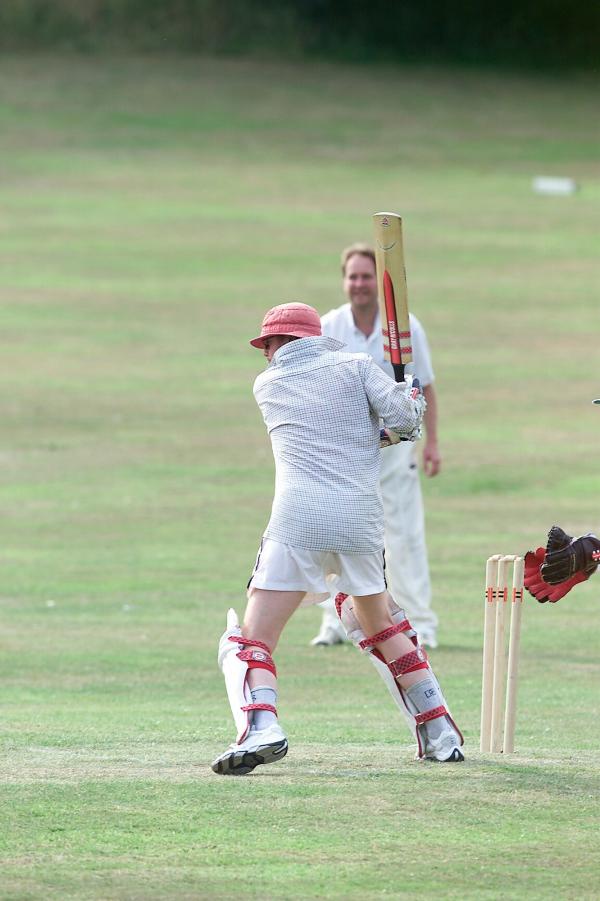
[320,441,438,637]
[379,442,438,636]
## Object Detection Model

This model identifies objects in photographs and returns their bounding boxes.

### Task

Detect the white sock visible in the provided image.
[250,686,277,731]
[406,677,446,741]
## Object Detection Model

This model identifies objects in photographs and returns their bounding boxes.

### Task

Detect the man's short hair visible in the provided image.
[340,243,376,275]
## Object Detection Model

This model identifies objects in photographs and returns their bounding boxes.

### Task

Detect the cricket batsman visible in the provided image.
[211,302,464,775]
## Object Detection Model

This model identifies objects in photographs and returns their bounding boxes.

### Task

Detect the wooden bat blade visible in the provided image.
[373,212,413,381]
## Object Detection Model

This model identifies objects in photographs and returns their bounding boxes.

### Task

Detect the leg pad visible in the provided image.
[219,610,278,744]
[334,594,463,758]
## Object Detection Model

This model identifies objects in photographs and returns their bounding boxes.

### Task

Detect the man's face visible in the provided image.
[262,335,292,362]
[343,253,378,311]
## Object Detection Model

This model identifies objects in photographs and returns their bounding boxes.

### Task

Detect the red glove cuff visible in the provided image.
[524,547,588,603]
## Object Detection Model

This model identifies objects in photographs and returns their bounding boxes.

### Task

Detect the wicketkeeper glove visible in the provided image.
[541,525,600,586]
[524,547,553,603]
[524,547,589,603]
[524,525,600,604]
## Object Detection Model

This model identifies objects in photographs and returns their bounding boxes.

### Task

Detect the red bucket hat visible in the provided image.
[250,302,322,349]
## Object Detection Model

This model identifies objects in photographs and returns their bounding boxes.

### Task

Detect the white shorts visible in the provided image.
[248,538,387,606]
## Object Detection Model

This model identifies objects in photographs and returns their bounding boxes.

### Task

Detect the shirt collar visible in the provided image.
[271,335,345,366]
[350,309,380,341]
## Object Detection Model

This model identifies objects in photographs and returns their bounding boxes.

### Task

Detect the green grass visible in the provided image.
[1,54,599,899]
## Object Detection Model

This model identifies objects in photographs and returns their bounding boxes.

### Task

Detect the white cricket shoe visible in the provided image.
[310,617,347,646]
[211,723,288,776]
[422,728,465,763]
[419,632,439,650]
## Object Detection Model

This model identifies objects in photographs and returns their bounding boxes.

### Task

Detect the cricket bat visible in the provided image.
[372,212,413,383]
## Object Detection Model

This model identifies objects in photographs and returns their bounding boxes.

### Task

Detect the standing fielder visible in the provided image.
[311,243,439,649]
[212,302,464,775]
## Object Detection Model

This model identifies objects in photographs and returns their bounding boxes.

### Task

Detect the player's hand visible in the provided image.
[380,428,402,448]
[422,440,441,477]
[404,375,422,400]
[541,525,600,585]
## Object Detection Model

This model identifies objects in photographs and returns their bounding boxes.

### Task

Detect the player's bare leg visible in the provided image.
[353,592,431,689]
[212,590,304,776]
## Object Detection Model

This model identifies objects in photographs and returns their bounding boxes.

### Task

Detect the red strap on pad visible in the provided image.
[227,634,277,676]
[334,592,348,618]
[359,620,411,649]
[229,635,272,655]
[241,703,278,716]
[388,647,429,677]
[414,705,447,725]
[237,648,277,677]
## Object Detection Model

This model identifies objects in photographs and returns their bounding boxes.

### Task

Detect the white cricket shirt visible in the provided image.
[320,305,434,385]
[253,336,423,554]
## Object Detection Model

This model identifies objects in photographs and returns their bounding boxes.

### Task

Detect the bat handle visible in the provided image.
[392,362,405,383]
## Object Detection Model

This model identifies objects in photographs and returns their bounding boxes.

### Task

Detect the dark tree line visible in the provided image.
[1,0,599,68]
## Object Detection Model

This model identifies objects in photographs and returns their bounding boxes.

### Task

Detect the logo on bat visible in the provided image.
[377,217,398,250]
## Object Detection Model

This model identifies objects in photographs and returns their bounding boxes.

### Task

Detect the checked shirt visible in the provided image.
[253,336,423,554]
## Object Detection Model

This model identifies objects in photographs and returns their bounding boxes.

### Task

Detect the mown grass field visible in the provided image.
[1,55,599,900]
